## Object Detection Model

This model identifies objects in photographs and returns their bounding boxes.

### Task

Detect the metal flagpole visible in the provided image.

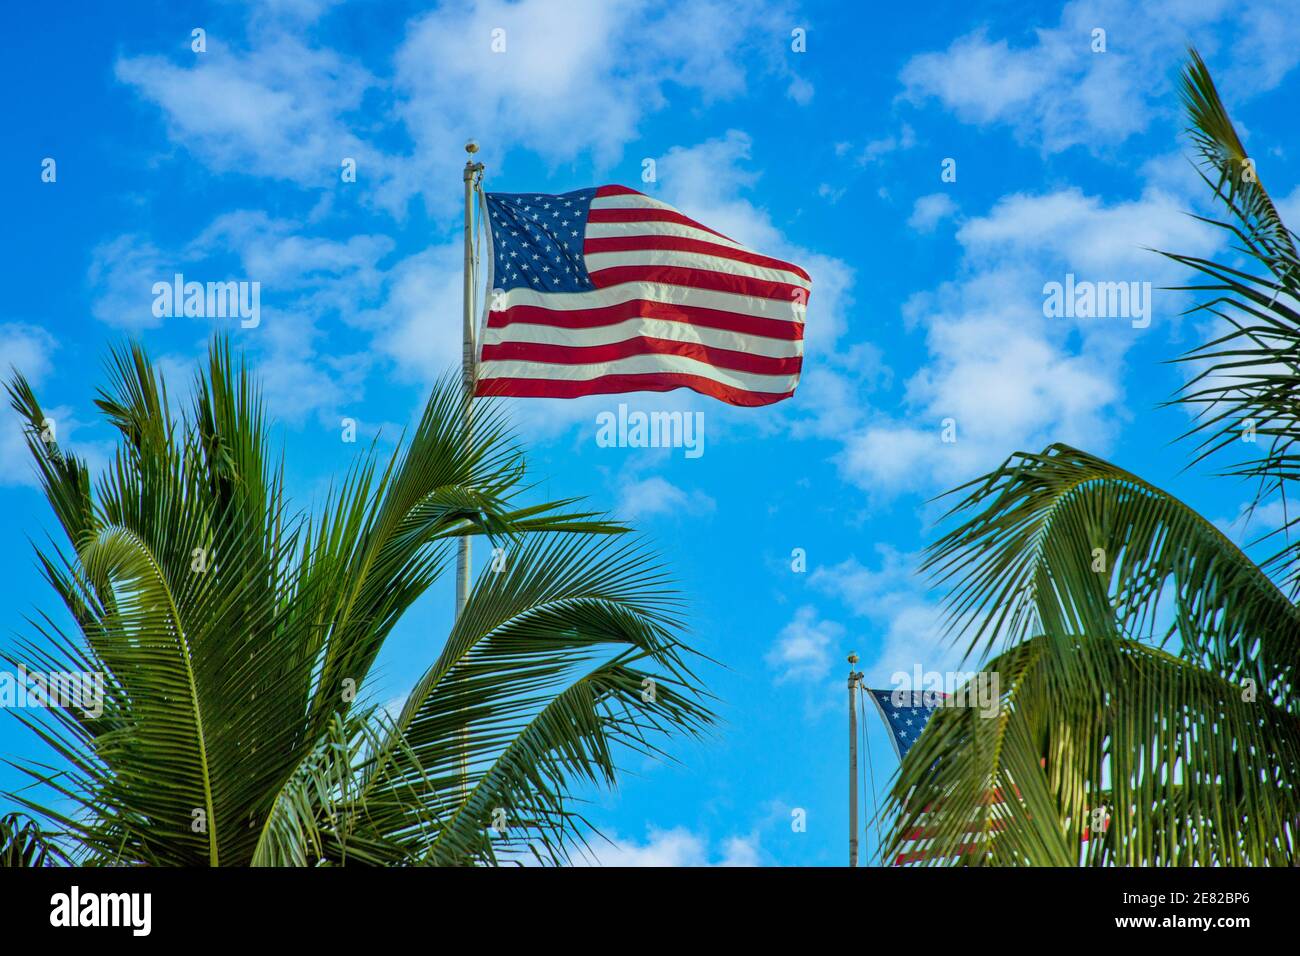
[848,652,862,867]
[457,142,484,800]
[458,141,484,620]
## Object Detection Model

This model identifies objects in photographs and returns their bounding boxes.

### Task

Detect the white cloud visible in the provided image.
[579,827,761,866]
[89,211,394,426]
[0,324,58,487]
[189,211,392,295]
[846,123,917,166]
[810,547,962,683]
[1277,185,1300,228]
[717,834,762,867]
[907,193,958,233]
[787,74,814,106]
[817,182,847,204]
[117,0,803,216]
[116,34,380,192]
[901,30,1050,131]
[88,234,168,330]
[393,0,800,174]
[0,324,114,489]
[836,180,1221,495]
[617,476,715,521]
[351,243,465,387]
[1214,498,1293,548]
[766,605,843,684]
[954,186,1208,275]
[255,324,371,426]
[0,324,57,385]
[900,0,1300,154]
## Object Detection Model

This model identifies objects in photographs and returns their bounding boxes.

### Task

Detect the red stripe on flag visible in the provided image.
[894,844,981,866]
[589,265,804,303]
[902,820,1008,841]
[583,235,811,282]
[595,184,645,198]
[915,787,1013,813]
[486,300,803,342]
[480,337,801,375]
[586,208,735,243]
[474,371,793,407]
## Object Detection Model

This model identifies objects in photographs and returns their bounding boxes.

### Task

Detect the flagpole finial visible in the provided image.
[847,652,859,666]
[463,141,483,182]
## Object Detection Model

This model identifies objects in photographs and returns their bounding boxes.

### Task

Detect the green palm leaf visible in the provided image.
[1161,49,1300,585]
[887,50,1300,866]
[894,443,1300,865]
[2,336,714,866]
[351,533,714,865]
[0,813,65,867]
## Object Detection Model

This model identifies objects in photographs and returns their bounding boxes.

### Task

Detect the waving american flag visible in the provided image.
[474,185,810,407]
[866,689,943,762]
[865,688,981,866]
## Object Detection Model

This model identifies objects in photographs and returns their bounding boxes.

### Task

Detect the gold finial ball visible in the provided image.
[847,652,859,665]
[465,140,479,155]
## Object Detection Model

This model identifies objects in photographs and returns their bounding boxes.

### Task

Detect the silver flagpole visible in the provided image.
[848,652,862,867]
[457,143,484,801]
[458,141,484,621]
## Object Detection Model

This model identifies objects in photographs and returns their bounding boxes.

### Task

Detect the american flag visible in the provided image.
[866,688,1102,864]
[866,689,942,762]
[474,185,810,407]
[865,688,990,866]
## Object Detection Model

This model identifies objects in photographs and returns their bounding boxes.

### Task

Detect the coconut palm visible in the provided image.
[1,339,712,866]
[0,812,63,866]
[884,49,1300,865]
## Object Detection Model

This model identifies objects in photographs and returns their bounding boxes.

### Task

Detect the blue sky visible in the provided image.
[2,0,1299,866]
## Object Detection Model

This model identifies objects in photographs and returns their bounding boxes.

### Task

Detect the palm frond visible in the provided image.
[1163,49,1300,586]
[355,533,715,865]
[2,337,715,866]
[1179,48,1297,271]
[886,635,1300,866]
[925,443,1300,701]
[0,812,66,866]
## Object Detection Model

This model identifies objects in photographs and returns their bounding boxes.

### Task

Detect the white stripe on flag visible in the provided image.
[492,282,805,325]
[584,220,750,250]
[589,193,679,211]
[583,249,812,291]
[477,353,798,393]
[481,316,803,357]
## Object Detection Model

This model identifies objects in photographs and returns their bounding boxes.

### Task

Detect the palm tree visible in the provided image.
[1,339,712,866]
[884,50,1300,865]
[0,812,63,866]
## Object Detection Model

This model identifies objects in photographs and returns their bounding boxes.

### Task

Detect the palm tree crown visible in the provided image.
[2,339,713,866]
[885,50,1300,866]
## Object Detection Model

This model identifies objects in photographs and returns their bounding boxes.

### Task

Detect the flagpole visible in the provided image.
[848,652,861,867]
[458,141,484,621]
[456,143,484,801]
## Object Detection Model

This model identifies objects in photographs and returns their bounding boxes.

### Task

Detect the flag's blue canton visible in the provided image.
[487,188,598,294]
[868,689,941,760]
